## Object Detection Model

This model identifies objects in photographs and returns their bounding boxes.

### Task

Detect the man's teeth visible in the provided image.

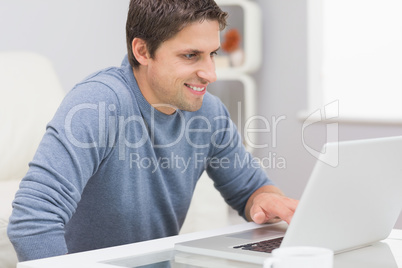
[187,84,204,92]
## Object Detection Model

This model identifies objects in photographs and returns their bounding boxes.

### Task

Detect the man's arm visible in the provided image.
[7,84,118,261]
[245,185,299,224]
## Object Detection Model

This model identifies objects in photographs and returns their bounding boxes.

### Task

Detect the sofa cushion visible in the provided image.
[0,180,21,268]
[0,220,18,268]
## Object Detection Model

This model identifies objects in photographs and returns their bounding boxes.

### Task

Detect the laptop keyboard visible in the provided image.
[233,237,284,253]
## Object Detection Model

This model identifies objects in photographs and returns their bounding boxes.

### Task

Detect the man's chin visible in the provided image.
[183,104,203,112]
[179,100,204,112]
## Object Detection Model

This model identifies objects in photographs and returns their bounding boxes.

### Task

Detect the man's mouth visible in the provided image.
[185,83,206,92]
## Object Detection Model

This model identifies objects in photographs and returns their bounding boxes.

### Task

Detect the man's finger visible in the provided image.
[250,193,298,224]
[251,211,266,224]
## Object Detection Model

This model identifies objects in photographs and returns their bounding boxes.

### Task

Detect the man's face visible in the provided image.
[139,19,221,114]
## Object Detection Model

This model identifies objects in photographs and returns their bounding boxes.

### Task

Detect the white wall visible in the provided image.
[0,0,129,92]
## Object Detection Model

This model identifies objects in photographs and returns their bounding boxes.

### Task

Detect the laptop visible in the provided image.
[175,136,402,264]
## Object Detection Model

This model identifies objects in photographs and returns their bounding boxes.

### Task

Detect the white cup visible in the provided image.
[263,247,334,268]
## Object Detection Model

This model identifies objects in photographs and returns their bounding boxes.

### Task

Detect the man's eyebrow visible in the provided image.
[180,47,221,54]
[181,49,203,54]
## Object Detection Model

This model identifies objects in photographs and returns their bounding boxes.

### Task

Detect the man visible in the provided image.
[8,0,298,261]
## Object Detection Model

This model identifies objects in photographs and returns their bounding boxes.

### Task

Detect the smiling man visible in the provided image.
[8,0,298,262]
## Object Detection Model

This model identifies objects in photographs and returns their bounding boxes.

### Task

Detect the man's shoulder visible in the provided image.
[65,64,137,109]
[78,66,131,95]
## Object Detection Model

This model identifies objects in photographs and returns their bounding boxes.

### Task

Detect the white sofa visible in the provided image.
[0,51,65,268]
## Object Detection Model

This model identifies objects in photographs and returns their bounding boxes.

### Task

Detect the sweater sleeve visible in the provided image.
[205,97,274,219]
[7,81,119,261]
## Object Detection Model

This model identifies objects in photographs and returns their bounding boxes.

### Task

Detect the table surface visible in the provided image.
[17,222,402,268]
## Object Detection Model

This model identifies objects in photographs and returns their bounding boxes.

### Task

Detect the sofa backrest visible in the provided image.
[0,51,65,182]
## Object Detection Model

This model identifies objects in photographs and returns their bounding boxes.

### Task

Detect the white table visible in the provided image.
[17,222,402,268]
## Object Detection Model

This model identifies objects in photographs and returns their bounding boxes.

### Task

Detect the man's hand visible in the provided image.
[245,185,299,225]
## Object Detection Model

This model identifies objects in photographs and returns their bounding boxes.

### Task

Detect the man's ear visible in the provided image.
[132,38,150,66]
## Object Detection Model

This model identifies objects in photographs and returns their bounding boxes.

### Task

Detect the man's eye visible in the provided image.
[210,51,218,57]
[184,54,196,59]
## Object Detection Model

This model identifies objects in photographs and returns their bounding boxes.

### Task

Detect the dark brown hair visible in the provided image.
[126,0,228,68]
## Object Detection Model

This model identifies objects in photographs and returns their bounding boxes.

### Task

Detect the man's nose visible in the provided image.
[196,57,217,83]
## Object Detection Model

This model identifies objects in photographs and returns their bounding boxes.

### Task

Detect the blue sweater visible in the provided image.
[8,56,272,261]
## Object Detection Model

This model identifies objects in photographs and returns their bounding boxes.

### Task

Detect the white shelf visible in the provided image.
[216,0,262,74]
[215,0,262,154]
